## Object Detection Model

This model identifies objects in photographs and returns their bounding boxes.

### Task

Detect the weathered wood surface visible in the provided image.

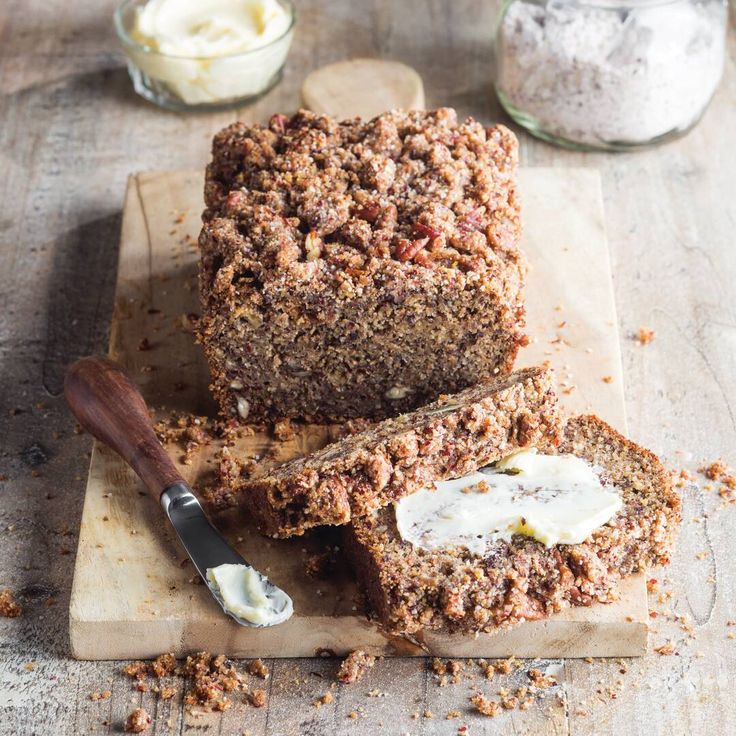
[0,1,735,734]
[69,167,647,661]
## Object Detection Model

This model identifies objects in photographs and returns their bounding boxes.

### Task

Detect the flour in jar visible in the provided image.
[496,1,727,147]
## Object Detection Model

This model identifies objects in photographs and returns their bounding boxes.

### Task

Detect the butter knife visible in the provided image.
[64,356,292,628]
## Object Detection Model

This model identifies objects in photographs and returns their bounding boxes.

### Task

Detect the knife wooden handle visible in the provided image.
[64,356,184,499]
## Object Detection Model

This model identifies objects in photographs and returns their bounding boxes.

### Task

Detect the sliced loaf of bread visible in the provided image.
[343,415,681,635]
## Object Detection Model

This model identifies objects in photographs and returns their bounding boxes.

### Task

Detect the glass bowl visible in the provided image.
[494,0,728,151]
[114,0,296,112]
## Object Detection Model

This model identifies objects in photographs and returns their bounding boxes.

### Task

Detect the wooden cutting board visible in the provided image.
[68,167,647,660]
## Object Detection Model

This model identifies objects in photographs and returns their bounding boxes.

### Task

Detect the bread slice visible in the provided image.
[343,415,681,635]
[211,367,562,538]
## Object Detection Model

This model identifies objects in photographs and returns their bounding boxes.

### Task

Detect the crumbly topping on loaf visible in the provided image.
[202,108,521,279]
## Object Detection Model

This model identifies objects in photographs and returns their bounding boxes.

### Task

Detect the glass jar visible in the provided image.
[494,0,728,151]
[114,0,296,112]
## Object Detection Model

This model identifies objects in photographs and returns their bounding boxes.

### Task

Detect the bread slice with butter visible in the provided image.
[343,414,681,635]
[209,367,562,538]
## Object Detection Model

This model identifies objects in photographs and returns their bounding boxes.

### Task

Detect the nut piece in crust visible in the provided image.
[124,708,151,733]
[337,650,376,684]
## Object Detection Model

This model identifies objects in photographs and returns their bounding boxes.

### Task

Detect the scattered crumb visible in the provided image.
[501,695,519,710]
[182,652,245,712]
[89,690,112,702]
[159,686,176,700]
[654,643,676,656]
[493,656,517,675]
[337,650,376,684]
[528,668,557,689]
[446,710,462,719]
[0,589,22,618]
[248,689,267,708]
[273,419,295,441]
[601,375,613,384]
[430,658,447,675]
[313,692,334,708]
[122,661,148,681]
[304,550,336,579]
[470,694,500,717]
[247,658,270,679]
[124,708,151,733]
[151,653,176,678]
[634,327,656,345]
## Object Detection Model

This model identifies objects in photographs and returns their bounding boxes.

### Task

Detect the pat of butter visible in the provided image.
[206,563,293,626]
[395,449,622,553]
[127,0,293,105]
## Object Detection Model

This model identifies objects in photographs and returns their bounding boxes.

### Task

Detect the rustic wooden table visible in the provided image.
[1,2,735,734]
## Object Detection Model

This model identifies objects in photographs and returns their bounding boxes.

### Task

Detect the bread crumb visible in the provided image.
[700,460,728,481]
[470,694,500,716]
[601,375,613,384]
[313,691,333,708]
[122,661,148,680]
[654,643,675,656]
[151,653,176,677]
[337,650,376,684]
[0,589,22,618]
[493,656,517,675]
[528,668,557,688]
[181,652,246,712]
[634,327,656,345]
[273,419,295,441]
[501,695,519,710]
[247,658,270,679]
[124,708,151,733]
[248,689,267,707]
[89,690,112,701]
[446,710,462,719]
[430,658,446,675]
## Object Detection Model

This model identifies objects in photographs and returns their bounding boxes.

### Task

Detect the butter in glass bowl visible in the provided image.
[114,0,295,111]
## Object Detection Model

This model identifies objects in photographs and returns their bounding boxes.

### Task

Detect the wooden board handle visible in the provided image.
[64,356,184,499]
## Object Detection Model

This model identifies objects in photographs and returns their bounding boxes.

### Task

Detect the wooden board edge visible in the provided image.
[69,617,648,661]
